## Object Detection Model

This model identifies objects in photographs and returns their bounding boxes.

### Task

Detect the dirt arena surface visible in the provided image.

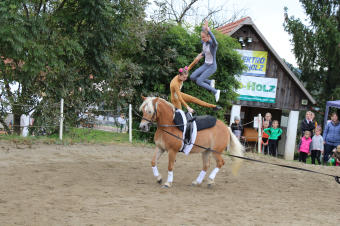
[0,141,339,225]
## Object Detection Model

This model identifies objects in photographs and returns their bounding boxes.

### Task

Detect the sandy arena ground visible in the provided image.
[0,140,340,225]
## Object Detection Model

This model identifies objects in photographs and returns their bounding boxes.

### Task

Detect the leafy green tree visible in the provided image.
[0,0,147,134]
[130,22,244,141]
[133,22,244,117]
[284,1,340,107]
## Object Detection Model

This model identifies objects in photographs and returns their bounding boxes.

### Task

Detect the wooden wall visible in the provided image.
[231,25,311,111]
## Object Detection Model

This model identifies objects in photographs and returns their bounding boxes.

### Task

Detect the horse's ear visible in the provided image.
[141,95,146,100]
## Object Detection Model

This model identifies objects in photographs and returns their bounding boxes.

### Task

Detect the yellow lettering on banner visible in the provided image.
[251,51,267,73]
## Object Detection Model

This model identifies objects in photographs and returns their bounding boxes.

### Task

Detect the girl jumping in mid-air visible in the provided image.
[190,20,221,102]
[170,59,221,114]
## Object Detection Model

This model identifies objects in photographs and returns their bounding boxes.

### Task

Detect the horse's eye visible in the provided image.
[148,111,152,114]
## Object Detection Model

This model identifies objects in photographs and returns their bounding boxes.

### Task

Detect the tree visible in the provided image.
[133,22,244,116]
[284,1,340,107]
[150,0,247,27]
[0,0,147,134]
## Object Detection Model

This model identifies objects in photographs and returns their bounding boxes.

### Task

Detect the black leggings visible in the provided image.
[311,150,321,165]
[262,138,269,155]
[268,139,278,157]
[299,152,308,163]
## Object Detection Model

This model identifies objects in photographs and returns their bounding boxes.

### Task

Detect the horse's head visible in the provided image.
[139,96,158,132]
[139,96,175,131]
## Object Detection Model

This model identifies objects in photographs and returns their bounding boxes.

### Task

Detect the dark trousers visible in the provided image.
[299,152,308,163]
[268,139,278,157]
[311,150,321,165]
[262,138,269,155]
[323,144,336,164]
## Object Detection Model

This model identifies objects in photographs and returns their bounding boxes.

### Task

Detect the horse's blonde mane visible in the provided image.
[139,97,175,114]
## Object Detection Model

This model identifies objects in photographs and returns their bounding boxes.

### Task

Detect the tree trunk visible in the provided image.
[13,113,21,135]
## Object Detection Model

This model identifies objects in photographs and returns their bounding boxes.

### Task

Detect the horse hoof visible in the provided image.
[157,175,162,184]
[207,178,215,188]
[191,181,200,186]
[162,182,172,188]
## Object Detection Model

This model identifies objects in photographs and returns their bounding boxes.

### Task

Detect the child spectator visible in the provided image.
[300,111,315,137]
[231,116,243,140]
[331,145,340,166]
[264,120,282,157]
[310,126,323,165]
[298,131,312,163]
[262,121,270,155]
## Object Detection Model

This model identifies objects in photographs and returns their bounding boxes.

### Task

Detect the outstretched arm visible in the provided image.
[187,57,200,71]
[204,20,218,46]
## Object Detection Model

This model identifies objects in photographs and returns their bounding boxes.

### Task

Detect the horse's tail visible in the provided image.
[227,127,244,176]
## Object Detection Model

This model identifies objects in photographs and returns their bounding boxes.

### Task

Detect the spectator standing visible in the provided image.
[117,113,127,133]
[263,112,272,128]
[310,112,318,132]
[262,121,270,155]
[300,111,315,137]
[323,112,340,164]
[298,131,312,163]
[310,127,324,165]
[264,120,282,157]
[231,116,243,140]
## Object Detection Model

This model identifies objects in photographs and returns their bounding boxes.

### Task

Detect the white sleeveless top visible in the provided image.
[203,42,213,64]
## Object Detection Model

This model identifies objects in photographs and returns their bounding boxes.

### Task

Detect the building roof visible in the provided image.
[217,17,316,105]
[216,17,251,35]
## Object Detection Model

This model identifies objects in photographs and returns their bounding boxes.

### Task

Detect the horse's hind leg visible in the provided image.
[151,147,164,184]
[192,150,210,186]
[207,152,225,186]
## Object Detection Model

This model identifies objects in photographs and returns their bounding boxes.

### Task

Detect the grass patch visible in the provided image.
[0,127,155,147]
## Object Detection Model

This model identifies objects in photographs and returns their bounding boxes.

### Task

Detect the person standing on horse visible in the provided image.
[170,59,221,113]
[190,20,221,102]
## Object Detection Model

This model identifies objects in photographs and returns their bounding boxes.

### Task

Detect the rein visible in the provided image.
[136,100,340,184]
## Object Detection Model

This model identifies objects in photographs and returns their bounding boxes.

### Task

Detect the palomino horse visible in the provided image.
[139,97,244,188]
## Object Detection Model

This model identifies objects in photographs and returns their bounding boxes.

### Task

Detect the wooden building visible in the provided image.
[217,17,316,160]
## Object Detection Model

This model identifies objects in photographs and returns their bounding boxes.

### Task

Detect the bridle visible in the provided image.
[141,101,158,124]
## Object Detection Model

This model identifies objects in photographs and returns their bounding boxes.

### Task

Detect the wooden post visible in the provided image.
[257,114,262,153]
[129,104,132,143]
[284,110,299,160]
[230,105,241,125]
[59,98,64,140]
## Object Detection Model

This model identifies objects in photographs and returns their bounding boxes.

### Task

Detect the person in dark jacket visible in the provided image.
[263,112,272,128]
[231,116,243,140]
[323,112,340,164]
[300,111,315,137]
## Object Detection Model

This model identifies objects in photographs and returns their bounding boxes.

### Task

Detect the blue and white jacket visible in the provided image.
[323,121,340,146]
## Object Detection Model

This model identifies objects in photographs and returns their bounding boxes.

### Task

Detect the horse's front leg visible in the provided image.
[163,149,177,188]
[151,147,164,184]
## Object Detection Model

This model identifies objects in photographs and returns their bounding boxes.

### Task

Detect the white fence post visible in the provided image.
[257,113,262,154]
[59,98,64,140]
[129,104,132,143]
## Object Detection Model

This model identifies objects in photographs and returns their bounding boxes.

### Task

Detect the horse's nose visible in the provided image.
[139,123,147,131]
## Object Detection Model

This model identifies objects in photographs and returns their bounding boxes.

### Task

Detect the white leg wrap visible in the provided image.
[196,170,206,184]
[209,167,220,180]
[152,166,159,177]
[167,171,173,183]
